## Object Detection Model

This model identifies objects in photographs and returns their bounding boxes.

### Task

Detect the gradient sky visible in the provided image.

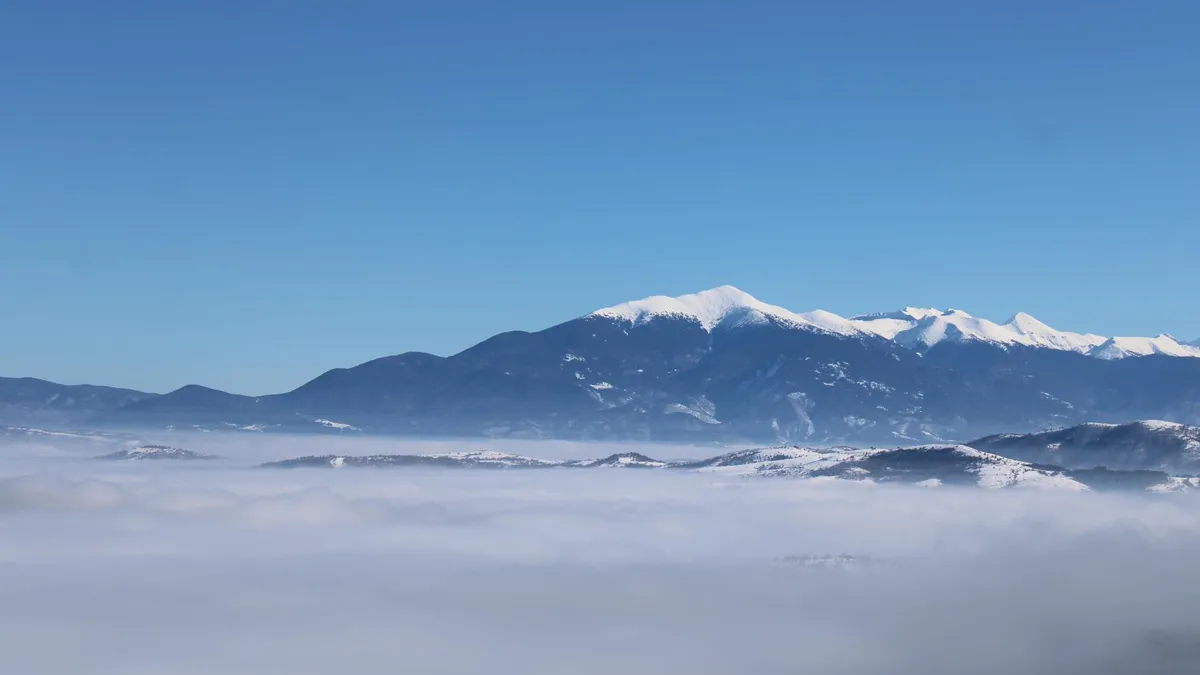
[2,0,1197,394]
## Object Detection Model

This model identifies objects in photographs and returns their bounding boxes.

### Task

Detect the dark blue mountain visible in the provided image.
[968,420,1200,474]
[5,287,1200,443]
[0,377,152,426]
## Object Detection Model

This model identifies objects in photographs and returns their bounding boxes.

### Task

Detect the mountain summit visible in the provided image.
[589,286,861,335]
[592,287,1196,359]
[3,286,1200,443]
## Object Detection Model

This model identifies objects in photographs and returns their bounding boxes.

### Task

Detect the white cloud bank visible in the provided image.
[2,437,1200,674]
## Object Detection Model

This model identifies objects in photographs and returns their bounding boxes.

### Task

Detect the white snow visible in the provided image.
[695,444,1088,491]
[575,453,670,468]
[696,446,873,477]
[589,286,861,336]
[427,450,565,467]
[314,418,360,431]
[1137,420,1186,431]
[1004,312,1107,352]
[663,403,721,425]
[102,445,217,461]
[589,286,1197,359]
[1149,476,1200,493]
[3,427,101,440]
[973,460,1087,491]
[882,310,1106,353]
[1088,335,1200,360]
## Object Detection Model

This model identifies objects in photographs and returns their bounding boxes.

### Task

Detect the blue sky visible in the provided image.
[2,0,1197,394]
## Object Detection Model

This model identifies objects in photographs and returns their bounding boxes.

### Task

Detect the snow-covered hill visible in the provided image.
[675,444,1087,489]
[968,421,1200,473]
[1088,335,1200,359]
[264,450,562,469]
[257,442,1200,491]
[96,445,218,461]
[566,452,669,468]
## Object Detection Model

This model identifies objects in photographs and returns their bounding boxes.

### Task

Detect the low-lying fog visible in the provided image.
[2,434,1199,674]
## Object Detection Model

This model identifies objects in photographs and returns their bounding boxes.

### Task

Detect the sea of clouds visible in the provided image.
[2,433,1199,674]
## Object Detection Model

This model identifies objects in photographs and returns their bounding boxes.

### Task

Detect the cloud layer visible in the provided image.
[2,437,1200,674]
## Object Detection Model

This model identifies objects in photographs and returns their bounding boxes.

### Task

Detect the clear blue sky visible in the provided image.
[1,0,1197,394]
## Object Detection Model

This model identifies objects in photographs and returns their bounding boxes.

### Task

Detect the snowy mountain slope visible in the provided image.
[855,308,1109,353]
[589,286,863,336]
[264,450,566,469]
[265,450,672,470]
[565,452,669,468]
[96,445,218,461]
[592,287,1195,358]
[1003,312,1108,351]
[679,445,1087,489]
[3,426,118,442]
[1149,476,1200,492]
[967,421,1200,473]
[1088,335,1200,360]
[257,442,1197,491]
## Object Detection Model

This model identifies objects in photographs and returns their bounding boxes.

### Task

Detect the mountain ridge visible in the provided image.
[590,287,1198,358]
[968,420,1200,474]
[258,443,1198,493]
[4,287,1200,442]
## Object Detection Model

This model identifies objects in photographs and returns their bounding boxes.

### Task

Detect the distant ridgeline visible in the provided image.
[258,443,1199,493]
[3,287,1200,443]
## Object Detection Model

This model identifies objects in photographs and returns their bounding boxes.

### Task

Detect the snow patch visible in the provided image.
[664,403,721,425]
[314,419,360,431]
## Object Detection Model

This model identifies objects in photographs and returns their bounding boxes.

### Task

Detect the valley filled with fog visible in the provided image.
[3,434,1200,674]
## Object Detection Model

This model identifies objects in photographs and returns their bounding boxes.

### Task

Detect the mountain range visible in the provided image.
[260,445,1196,493]
[60,418,1200,491]
[97,445,218,461]
[969,420,1200,474]
[4,286,1200,443]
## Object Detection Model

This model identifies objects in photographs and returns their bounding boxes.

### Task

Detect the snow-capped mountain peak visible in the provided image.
[591,286,1193,359]
[888,311,1017,349]
[590,285,779,331]
[1005,311,1050,331]
[1000,312,1107,352]
[1088,335,1200,360]
[589,286,860,336]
